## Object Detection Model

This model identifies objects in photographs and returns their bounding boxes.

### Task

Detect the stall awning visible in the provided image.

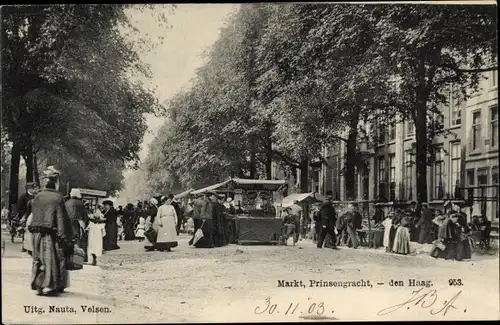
[280,192,326,208]
[191,180,232,195]
[74,188,107,197]
[191,178,286,195]
[174,188,195,199]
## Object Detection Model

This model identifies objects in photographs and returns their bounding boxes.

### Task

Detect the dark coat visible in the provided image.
[29,188,73,242]
[318,202,336,229]
[16,192,32,220]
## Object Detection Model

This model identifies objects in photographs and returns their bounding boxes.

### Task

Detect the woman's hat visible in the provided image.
[102,200,114,207]
[443,200,453,207]
[150,198,158,206]
[42,166,60,178]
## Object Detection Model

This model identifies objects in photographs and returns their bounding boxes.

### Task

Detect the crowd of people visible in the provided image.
[276,194,492,262]
[1,169,495,297]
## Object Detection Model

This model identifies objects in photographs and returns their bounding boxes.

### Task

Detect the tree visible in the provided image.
[1,4,173,204]
[371,5,497,202]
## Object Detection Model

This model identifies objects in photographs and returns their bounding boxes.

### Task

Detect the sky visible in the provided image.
[117,4,237,202]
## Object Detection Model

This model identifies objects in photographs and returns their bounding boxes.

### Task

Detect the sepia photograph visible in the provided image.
[1,1,499,323]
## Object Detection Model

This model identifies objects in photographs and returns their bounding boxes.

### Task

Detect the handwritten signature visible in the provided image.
[377,288,463,316]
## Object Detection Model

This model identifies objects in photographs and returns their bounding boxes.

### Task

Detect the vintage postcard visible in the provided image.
[1,1,498,323]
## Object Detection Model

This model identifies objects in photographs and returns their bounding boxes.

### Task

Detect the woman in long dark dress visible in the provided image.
[29,166,73,296]
[103,200,119,251]
[416,206,435,244]
[123,203,136,240]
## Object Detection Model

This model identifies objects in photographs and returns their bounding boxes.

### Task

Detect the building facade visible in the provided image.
[316,71,498,226]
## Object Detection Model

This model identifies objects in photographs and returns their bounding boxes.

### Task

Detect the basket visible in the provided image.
[67,244,85,271]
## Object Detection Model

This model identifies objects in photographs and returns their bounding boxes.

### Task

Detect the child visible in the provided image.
[87,210,106,266]
[117,216,124,241]
[135,216,146,242]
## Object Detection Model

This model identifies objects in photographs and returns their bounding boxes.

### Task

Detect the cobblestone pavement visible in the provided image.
[2,232,499,323]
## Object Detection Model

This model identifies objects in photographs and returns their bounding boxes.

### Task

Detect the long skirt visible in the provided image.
[104,222,119,251]
[418,224,435,244]
[456,238,472,261]
[387,225,397,252]
[155,216,178,251]
[124,223,135,241]
[431,240,458,260]
[31,232,69,293]
[392,226,411,255]
[193,219,214,248]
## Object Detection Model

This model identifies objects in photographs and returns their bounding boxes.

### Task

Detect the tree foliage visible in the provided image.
[1,4,174,201]
[145,4,497,200]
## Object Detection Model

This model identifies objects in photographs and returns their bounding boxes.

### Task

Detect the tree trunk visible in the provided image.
[23,141,34,183]
[265,128,273,180]
[414,94,428,203]
[249,139,257,179]
[345,123,359,201]
[8,140,21,209]
[33,152,40,187]
[299,157,309,193]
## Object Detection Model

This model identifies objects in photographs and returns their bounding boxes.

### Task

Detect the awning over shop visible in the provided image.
[174,188,195,199]
[279,192,326,208]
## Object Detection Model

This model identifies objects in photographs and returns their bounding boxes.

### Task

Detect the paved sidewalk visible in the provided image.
[1,254,150,324]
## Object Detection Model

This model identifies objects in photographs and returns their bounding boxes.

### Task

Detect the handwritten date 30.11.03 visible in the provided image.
[254,297,332,317]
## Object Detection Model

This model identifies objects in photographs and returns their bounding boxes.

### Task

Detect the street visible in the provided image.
[2,232,499,323]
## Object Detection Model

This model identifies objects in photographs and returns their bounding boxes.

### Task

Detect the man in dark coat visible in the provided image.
[14,182,36,248]
[65,189,89,260]
[193,192,216,248]
[317,191,337,249]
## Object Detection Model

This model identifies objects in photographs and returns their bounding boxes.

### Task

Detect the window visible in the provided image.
[472,111,482,151]
[433,145,445,200]
[492,69,497,88]
[389,154,396,201]
[389,122,396,141]
[450,142,461,198]
[362,168,369,200]
[406,120,415,137]
[404,150,414,200]
[477,168,488,186]
[466,169,475,187]
[378,156,386,199]
[377,125,386,145]
[490,105,498,148]
[450,83,462,126]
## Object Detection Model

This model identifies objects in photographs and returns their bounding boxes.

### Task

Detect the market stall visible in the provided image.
[191,178,286,245]
[73,188,107,211]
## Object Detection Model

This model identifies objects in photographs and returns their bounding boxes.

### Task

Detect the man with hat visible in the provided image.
[192,191,217,248]
[65,189,89,260]
[317,191,337,249]
[102,200,120,251]
[13,182,37,249]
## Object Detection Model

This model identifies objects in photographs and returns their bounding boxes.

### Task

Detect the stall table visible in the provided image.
[232,215,282,245]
